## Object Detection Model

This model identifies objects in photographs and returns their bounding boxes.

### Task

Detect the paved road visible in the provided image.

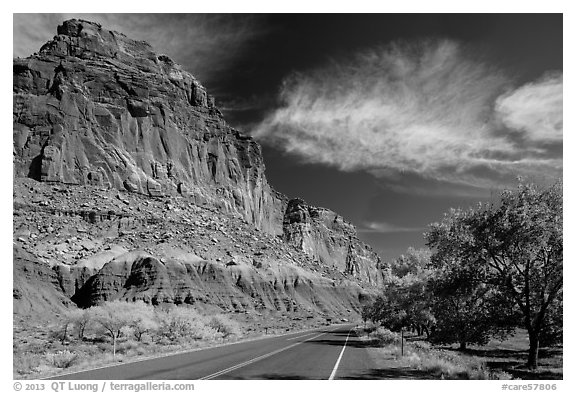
[49,324,378,380]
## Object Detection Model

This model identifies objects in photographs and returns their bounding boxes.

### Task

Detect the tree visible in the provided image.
[56,319,73,345]
[89,301,138,358]
[426,180,562,368]
[155,306,212,342]
[66,309,92,340]
[364,248,435,336]
[126,301,158,342]
[427,261,516,350]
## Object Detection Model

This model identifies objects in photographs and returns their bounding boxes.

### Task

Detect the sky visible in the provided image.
[12,13,563,261]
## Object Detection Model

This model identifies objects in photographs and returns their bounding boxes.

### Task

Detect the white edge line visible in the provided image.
[328,328,352,380]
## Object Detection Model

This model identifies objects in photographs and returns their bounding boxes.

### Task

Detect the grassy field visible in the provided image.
[447,331,563,380]
[357,327,562,380]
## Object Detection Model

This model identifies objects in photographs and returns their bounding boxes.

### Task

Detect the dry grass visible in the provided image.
[450,330,563,380]
[13,307,249,379]
[359,327,516,380]
[359,327,562,380]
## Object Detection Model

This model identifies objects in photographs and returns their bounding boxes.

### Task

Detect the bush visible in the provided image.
[411,340,431,350]
[208,315,242,338]
[406,346,493,379]
[47,350,78,369]
[155,307,218,342]
[14,353,42,375]
[371,327,401,346]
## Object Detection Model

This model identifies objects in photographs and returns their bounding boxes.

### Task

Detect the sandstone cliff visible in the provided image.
[14,18,283,235]
[13,19,384,316]
[283,199,384,285]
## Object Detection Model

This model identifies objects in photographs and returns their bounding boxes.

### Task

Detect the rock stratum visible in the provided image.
[13,19,384,320]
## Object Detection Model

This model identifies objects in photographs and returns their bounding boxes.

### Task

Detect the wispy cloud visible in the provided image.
[358,221,426,234]
[253,39,563,190]
[495,73,563,143]
[13,13,264,88]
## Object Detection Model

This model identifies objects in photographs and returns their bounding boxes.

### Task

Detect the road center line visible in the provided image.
[328,329,352,380]
[199,332,328,380]
[285,332,317,341]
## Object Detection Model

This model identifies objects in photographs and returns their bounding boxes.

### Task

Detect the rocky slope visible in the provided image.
[13,179,371,318]
[283,199,384,285]
[13,19,384,319]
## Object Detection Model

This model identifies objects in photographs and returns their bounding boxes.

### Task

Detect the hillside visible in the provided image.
[13,19,385,320]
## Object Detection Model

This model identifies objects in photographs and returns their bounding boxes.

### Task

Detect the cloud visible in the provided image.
[357,221,426,234]
[253,39,563,189]
[495,73,563,143]
[13,13,264,88]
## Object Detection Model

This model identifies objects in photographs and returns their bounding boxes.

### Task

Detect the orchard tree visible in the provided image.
[427,260,517,350]
[126,301,158,342]
[427,180,562,368]
[89,301,139,358]
[66,309,92,340]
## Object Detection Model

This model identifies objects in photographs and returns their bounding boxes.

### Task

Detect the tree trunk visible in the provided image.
[459,341,467,350]
[113,334,117,360]
[61,323,68,344]
[527,330,540,369]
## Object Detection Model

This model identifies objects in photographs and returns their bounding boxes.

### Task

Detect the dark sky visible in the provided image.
[13,14,563,261]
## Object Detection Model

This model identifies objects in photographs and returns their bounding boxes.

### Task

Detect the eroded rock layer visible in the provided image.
[13,18,283,235]
[13,19,384,317]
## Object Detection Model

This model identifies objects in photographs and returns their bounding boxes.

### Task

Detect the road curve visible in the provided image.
[48,324,378,380]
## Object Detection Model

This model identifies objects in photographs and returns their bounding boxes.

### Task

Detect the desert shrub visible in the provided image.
[76,344,102,358]
[406,346,492,379]
[116,339,144,356]
[489,371,514,380]
[46,350,78,369]
[14,353,43,375]
[208,315,242,338]
[411,340,432,350]
[371,327,401,346]
[155,306,218,342]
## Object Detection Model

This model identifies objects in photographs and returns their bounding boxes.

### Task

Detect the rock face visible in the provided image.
[13,19,283,235]
[13,19,384,316]
[13,179,372,317]
[13,244,73,316]
[69,250,366,314]
[283,199,384,285]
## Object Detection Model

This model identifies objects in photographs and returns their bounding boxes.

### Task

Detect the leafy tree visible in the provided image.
[539,292,562,347]
[126,301,158,342]
[426,180,562,368]
[427,261,516,349]
[364,248,435,336]
[66,309,92,340]
[390,247,431,278]
[89,301,139,358]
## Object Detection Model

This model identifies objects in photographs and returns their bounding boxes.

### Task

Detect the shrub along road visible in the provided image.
[47,324,378,380]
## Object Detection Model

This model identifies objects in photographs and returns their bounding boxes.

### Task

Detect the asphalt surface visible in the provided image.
[48,324,378,380]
